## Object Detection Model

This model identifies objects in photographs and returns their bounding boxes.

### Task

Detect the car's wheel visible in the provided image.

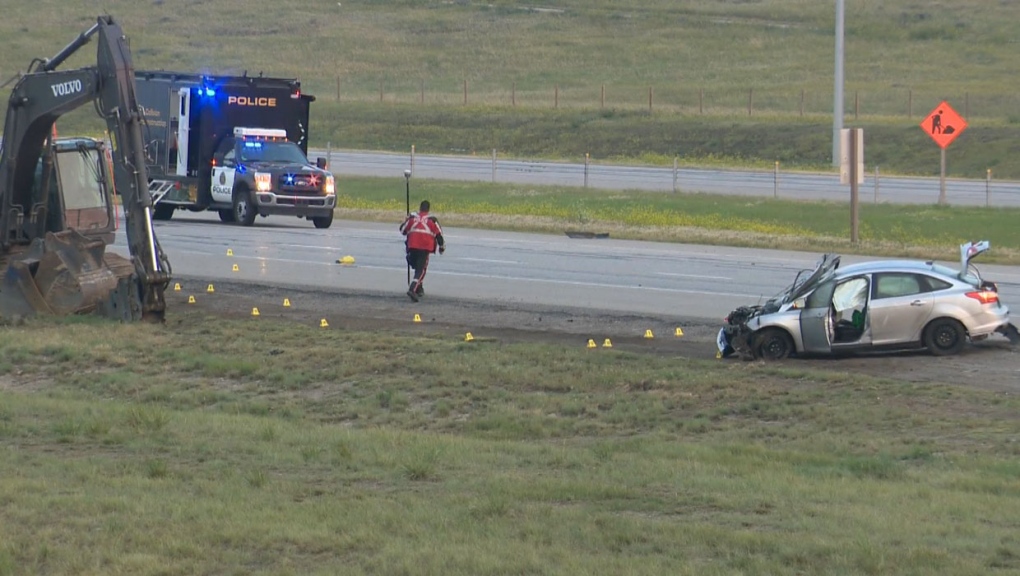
[923,318,967,356]
[152,203,174,221]
[233,188,257,226]
[752,328,794,361]
[312,210,334,229]
[218,209,235,223]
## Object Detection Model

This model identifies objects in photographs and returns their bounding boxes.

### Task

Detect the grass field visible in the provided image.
[334,176,1020,264]
[3,1,1020,177]
[2,311,1020,574]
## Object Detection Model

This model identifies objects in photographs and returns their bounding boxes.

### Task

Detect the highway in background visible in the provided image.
[310,149,1020,207]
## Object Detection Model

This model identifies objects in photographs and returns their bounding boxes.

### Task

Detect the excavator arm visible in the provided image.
[0,15,170,320]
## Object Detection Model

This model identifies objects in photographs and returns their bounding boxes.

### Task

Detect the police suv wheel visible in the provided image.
[233,190,257,226]
[218,209,235,223]
[312,211,334,229]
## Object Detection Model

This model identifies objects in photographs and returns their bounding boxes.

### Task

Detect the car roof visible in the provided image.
[836,259,949,277]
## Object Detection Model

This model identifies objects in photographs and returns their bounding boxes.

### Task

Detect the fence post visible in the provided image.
[601,84,605,109]
[420,79,424,104]
[463,80,468,105]
[854,90,859,120]
[555,85,558,109]
[379,81,383,102]
[699,88,704,115]
[986,168,991,207]
[648,86,653,113]
[773,161,779,199]
[907,89,912,118]
[492,149,497,183]
[584,153,589,188]
[966,92,970,119]
[410,144,415,177]
[326,141,332,172]
[336,76,340,101]
[874,165,879,203]
[512,82,516,107]
[748,88,754,116]
[800,89,804,117]
[672,156,678,193]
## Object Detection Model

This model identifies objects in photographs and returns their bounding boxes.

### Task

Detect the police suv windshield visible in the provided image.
[239,140,308,164]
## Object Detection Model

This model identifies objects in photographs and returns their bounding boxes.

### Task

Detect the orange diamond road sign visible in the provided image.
[921,101,967,149]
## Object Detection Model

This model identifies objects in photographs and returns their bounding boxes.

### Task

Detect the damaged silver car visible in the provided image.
[718,241,1020,360]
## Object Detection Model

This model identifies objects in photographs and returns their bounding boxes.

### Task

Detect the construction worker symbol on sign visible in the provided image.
[930,110,957,135]
[921,101,967,149]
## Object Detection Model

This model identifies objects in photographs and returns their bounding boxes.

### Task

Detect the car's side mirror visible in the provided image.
[315,157,328,170]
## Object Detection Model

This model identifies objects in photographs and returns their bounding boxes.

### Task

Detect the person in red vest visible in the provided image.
[400,200,446,302]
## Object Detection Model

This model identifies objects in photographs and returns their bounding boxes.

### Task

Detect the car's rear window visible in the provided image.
[930,263,979,287]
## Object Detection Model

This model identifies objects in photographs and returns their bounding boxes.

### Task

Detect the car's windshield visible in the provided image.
[239,140,308,164]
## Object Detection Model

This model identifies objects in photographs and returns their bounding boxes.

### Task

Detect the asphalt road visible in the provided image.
[310,149,1020,207]
[112,214,1020,322]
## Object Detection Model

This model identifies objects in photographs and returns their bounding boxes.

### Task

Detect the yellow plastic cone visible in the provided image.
[587,339,597,349]
[603,338,613,348]
[226,248,233,256]
[465,332,474,342]
[675,327,684,337]
[251,307,260,317]
[232,264,239,272]
[716,351,723,359]
[188,295,196,304]
[207,284,215,293]
[173,282,181,292]
[319,318,329,328]
[337,255,355,265]
[283,298,291,307]
[644,329,654,339]
[413,314,422,323]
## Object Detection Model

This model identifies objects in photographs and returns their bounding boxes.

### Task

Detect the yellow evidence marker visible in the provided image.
[465,332,475,342]
[227,248,233,256]
[173,283,181,292]
[413,314,422,323]
[644,329,654,339]
[251,307,260,317]
[188,295,196,304]
[207,284,215,293]
[283,298,291,307]
[587,339,597,349]
[603,338,613,348]
[319,319,329,328]
[675,327,685,337]
[232,264,239,272]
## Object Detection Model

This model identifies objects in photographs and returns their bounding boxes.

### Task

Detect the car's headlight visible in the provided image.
[324,175,335,195]
[254,172,272,192]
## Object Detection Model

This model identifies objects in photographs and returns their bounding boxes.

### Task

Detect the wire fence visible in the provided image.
[309,77,1020,120]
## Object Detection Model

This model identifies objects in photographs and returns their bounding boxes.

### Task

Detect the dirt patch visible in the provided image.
[171,275,1020,393]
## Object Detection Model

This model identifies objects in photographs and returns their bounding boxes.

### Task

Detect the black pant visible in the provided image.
[406,249,431,292]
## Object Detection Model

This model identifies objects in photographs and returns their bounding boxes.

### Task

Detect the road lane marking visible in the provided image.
[458,257,519,265]
[657,272,731,280]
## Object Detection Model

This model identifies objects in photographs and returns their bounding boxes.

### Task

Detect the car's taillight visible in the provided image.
[965,290,999,304]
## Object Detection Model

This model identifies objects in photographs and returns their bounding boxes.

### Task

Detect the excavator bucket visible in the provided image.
[0,229,142,322]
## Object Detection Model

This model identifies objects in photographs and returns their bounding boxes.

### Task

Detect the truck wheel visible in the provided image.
[312,210,334,229]
[152,204,174,221]
[233,189,257,226]
[218,209,235,223]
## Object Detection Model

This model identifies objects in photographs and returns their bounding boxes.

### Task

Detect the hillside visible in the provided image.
[2,0,1018,177]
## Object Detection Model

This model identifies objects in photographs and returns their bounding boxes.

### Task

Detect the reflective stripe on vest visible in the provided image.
[407,214,436,238]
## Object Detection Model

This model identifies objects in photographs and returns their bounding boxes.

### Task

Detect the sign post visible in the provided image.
[840,128,863,244]
[920,101,967,205]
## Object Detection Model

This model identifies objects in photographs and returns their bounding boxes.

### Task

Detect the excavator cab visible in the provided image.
[35,138,116,243]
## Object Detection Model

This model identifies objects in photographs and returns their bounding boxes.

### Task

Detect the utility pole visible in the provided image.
[832,0,845,166]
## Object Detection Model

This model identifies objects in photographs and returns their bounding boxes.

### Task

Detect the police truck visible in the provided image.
[135,71,336,228]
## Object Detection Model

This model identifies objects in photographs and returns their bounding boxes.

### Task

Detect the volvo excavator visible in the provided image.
[0,16,171,321]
